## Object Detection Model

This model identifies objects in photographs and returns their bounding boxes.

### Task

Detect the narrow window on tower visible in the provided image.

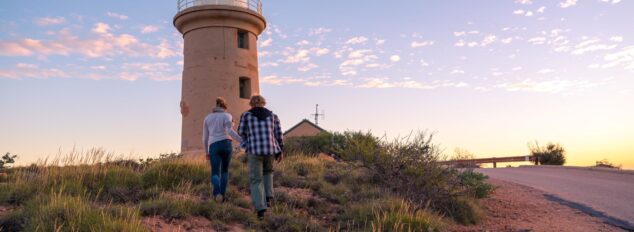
[237,30,249,49]
[239,77,251,99]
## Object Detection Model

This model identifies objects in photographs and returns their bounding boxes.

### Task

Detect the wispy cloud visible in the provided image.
[309,27,332,36]
[35,17,66,26]
[410,40,435,48]
[560,0,578,8]
[345,36,368,45]
[141,25,159,34]
[106,12,129,20]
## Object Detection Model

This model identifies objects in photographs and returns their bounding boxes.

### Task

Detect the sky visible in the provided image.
[0,0,633,168]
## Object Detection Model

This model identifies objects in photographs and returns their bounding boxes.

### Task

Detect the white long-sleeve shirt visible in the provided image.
[202,108,243,154]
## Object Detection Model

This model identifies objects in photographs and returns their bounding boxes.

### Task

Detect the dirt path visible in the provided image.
[452,179,625,232]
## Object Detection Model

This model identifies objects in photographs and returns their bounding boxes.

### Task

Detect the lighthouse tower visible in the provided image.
[174,0,266,156]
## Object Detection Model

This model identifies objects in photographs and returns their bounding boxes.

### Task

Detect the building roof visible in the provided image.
[283,119,326,136]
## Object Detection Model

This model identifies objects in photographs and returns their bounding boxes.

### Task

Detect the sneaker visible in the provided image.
[214,194,224,203]
[257,209,266,220]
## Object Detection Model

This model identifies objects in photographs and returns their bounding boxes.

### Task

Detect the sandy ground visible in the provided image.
[452,179,625,232]
[479,166,634,230]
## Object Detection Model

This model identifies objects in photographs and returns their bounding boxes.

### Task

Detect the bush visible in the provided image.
[140,196,195,220]
[86,166,143,203]
[263,207,324,232]
[595,159,621,169]
[443,197,484,225]
[529,142,566,165]
[0,153,17,171]
[5,194,144,232]
[142,162,208,191]
[337,198,446,231]
[459,171,494,199]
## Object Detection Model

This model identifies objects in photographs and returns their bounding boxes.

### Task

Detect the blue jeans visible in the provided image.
[209,139,233,197]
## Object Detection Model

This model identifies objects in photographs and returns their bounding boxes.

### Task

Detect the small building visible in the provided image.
[284,119,326,138]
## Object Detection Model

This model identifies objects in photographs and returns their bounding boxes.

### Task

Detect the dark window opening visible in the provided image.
[239,77,251,99]
[238,30,249,49]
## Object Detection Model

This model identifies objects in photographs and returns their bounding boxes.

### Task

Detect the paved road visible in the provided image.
[478,166,634,230]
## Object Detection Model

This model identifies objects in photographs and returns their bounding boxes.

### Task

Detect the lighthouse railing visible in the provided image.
[177,0,263,14]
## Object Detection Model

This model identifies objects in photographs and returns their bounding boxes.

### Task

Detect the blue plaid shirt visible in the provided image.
[237,110,283,156]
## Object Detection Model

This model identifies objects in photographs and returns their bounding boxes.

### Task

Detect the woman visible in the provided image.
[237,94,284,219]
[203,97,242,202]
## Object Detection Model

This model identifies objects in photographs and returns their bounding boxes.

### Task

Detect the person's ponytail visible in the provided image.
[216,97,228,109]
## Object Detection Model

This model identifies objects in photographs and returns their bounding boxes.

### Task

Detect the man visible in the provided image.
[237,94,284,219]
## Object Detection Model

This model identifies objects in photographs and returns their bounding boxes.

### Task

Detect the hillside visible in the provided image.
[0,132,492,231]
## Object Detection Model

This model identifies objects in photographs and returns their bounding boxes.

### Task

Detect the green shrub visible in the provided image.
[263,207,324,232]
[92,166,142,203]
[0,182,38,205]
[444,197,484,225]
[11,194,145,232]
[141,162,208,191]
[0,209,26,231]
[529,142,566,165]
[337,198,446,231]
[0,153,17,171]
[140,196,195,220]
[459,171,494,199]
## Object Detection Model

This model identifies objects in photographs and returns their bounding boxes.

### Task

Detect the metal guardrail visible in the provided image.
[177,0,262,14]
[439,155,538,168]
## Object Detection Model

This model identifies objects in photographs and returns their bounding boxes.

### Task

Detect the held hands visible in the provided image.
[275,152,284,163]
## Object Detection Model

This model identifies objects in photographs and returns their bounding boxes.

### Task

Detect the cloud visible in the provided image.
[35,17,66,26]
[481,35,497,46]
[559,0,578,8]
[496,79,595,93]
[298,63,318,72]
[0,63,69,79]
[339,49,379,76]
[0,42,34,56]
[92,23,111,34]
[0,27,177,60]
[345,36,368,45]
[310,47,330,56]
[375,39,386,45]
[390,55,401,62]
[106,12,129,20]
[513,9,525,15]
[527,37,546,45]
[309,27,332,36]
[261,75,304,85]
[259,38,273,47]
[141,25,159,34]
[537,6,546,13]
[610,36,624,42]
[537,68,554,74]
[515,0,533,4]
[282,49,310,63]
[410,40,435,48]
[601,46,634,70]
[296,40,311,46]
[450,69,465,75]
[600,0,622,4]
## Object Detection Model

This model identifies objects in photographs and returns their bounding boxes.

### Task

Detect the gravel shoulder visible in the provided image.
[451,178,625,232]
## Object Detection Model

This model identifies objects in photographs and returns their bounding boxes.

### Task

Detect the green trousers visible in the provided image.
[247,154,274,211]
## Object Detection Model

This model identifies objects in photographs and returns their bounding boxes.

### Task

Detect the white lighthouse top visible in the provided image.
[177,0,262,14]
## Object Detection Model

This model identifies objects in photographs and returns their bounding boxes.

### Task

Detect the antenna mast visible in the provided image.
[311,104,325,125]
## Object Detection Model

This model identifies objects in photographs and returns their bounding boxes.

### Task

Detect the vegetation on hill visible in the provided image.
[1,131,493,231]
[529,142,566,165]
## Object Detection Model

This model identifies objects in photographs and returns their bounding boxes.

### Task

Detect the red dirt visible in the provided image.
[451,179,625,232]
[142,216,245,232]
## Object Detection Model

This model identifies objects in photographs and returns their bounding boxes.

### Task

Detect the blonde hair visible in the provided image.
[249,94,266,107]
[216,97,228,109]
